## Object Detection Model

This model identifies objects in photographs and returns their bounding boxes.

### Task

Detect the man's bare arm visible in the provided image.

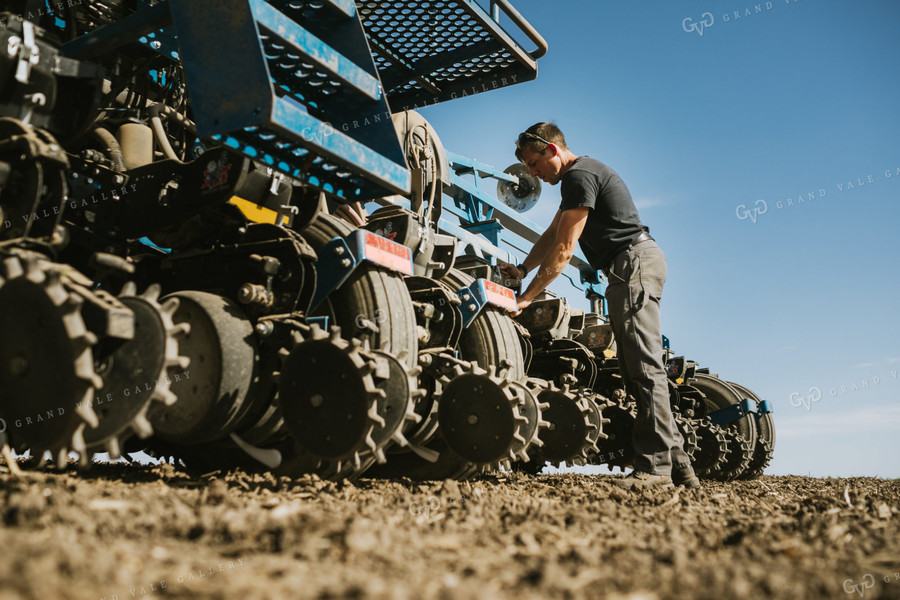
[518,207,589,305]
[498,210,562,279]
[521,209,563,273]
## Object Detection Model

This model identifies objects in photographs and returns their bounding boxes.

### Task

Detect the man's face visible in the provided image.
[519,145,562,185]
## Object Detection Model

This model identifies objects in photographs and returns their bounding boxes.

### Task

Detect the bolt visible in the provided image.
[467,305,476,312]
[462,294,471,302]
[151,40,161,49]
[340,258,352,268]
[237,285,254,303]
[255,321,274,337]
[310,394,324,407]
[467,414,478,425]
[334,246,345,256]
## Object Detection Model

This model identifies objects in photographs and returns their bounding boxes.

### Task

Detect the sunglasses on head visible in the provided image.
[516,131,553,148]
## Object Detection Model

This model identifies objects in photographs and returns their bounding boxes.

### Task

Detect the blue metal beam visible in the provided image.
[444,152,596,275]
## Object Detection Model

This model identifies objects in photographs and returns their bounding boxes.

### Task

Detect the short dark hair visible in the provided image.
[515,122,568,161]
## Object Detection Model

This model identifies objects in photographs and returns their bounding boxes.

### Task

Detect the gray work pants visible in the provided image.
[604,239,690,476]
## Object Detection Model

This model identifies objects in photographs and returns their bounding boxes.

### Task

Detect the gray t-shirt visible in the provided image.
[559,156,648,270]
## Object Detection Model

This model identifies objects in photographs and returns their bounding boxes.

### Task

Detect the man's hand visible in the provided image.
[510,295,532,317]
[498,260,525,280]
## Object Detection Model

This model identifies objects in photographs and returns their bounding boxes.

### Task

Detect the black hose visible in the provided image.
[91,126,126,172]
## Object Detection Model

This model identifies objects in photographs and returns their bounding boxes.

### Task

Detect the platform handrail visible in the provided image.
[489,0,549,59]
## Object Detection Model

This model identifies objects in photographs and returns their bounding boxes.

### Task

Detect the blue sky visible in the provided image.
[418,0,900,478]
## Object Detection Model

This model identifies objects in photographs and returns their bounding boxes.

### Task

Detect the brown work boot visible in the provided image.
[613,470,675,490]
[672,464,700,489]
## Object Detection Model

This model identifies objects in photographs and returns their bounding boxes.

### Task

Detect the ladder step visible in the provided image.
[250,0,380,102]
[268,0,356,20]
[270,97,409,196]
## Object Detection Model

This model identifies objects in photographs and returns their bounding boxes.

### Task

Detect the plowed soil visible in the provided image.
[0,464,897,600]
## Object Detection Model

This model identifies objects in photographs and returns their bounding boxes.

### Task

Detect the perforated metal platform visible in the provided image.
[63,0,411,202]
[58,0,546,201]
[357,0,546,108]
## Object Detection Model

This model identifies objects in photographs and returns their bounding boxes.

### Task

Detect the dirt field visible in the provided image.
[0,463,897,600]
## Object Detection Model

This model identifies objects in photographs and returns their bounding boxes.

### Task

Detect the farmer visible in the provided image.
[499,122,699,490]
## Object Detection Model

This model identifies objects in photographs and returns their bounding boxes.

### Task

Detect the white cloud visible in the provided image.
[850,356,900,369]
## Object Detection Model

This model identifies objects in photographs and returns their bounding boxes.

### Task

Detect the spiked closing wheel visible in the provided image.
[437,364,522,466]
[506,380,549,463]
[712,427,754,481]
[369,350,422,461]
[580,392,610,461]
[591,396,636,471]
[673,411,699,461]
[726,380,775,480]
[534,385,596,465]
[0,254,100,464]
[691,417,730,479]
[278,327,383,464]
[84,284,189,458]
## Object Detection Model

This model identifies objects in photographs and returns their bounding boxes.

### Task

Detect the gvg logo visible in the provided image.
[789,386,822,411]
[354,308,389,330]
[736,199,768,223]
[409,495,467,519]
[843,574,875,597]
[682,12,715,36]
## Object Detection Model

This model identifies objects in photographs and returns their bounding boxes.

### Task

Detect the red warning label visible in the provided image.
[481,279,518,311]
[362,231,414,275]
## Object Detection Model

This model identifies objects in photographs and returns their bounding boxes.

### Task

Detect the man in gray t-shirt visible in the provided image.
[499,122,698,490]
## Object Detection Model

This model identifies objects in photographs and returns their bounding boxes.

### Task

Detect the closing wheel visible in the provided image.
[690,373,757,480]
[377,268,526,479]
[727,380,775,480]
[713,426,754,482]
[437,363,524,467]
[506,380,549,463]
[0,254,100,465]
[368,349,422,458]
[85,284,189,458]
[533,384,596,466]
[673,411,699,461]
[691,417,730,479]
[300,213,418,369]
[591,396,637,471]
[278,326,385,470]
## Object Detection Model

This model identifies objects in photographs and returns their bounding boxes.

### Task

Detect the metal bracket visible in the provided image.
[708,398,754,427]
[456,284,485,329]
[310,229,414,311]
[456,278,517,328]
[756,399,773,415]
[310,236,358,311]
